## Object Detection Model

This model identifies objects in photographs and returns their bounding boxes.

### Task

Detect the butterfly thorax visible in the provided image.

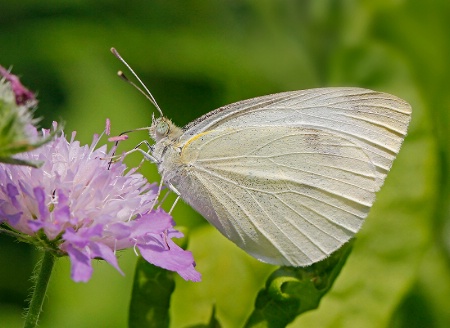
[150,117,185,185]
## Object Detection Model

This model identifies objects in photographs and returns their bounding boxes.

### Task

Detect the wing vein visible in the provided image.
[244,189,313,261]
[273,193,341,248]
[193,164,373,211]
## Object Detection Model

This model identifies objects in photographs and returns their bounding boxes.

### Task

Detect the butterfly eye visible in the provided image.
[156,120,170,136]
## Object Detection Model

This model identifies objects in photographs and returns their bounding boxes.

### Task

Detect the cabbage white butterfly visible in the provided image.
[112,49,411,267]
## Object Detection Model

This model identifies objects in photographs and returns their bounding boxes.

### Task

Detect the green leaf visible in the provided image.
[128,257,175,328]
[244,241,354,328]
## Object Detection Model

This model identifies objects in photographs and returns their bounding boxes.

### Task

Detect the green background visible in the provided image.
[0,1,449,327]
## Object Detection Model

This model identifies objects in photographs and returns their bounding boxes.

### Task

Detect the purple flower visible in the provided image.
[0,123,201,282]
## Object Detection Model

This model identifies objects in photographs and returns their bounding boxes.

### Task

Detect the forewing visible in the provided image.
[177,127,378,266]
[181,87,411,188]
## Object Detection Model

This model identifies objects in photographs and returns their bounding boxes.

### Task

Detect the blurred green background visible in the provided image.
[0,1,449,327]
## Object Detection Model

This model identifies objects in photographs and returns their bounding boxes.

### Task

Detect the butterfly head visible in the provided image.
[150,114,182,142]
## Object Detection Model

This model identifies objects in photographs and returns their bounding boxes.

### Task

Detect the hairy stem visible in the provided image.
[24,251,56,328]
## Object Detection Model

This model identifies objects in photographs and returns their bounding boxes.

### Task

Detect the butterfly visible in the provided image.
[112,49,412,267]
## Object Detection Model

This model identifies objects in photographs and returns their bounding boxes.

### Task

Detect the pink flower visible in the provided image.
[0,124,201,282]
[0,65,56,167]
[0,65,36,106]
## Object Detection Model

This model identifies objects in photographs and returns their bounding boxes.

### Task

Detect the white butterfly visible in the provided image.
[112,50,412,267]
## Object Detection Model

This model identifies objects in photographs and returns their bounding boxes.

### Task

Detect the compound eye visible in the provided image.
[156,120,169,136]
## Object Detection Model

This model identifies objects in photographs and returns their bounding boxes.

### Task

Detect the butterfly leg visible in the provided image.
[130,141,159,164]
[109,145,159,166]
[167,183,181,215]
[134,140,153,152]
[150,171,166,210]
[157,189,171,208]
[151,180,180,215]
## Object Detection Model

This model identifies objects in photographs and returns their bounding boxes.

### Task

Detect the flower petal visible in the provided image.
[33,187,49,221]
[63,225,103,248]
[0,200,22,226]
[66,244,93,283]
[138,238,201,282]
[89,242,124,275]
[130,210,174,240]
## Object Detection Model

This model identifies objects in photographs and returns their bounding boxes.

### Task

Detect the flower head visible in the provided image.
[0,65,57,167]
[0,66,36,106]
[0,123,201,282]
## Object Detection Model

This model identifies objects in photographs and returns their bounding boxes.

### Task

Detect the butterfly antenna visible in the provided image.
[111,47,164,117]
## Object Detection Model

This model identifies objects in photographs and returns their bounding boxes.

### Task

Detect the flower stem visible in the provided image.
[24,251,56,328]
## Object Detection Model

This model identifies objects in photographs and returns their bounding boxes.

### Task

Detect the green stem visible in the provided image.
[24,251,56,328]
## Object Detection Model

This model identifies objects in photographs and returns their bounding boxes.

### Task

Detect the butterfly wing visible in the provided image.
[176,127,376,266]
[181,87,412,188]
[170,87,411,266]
